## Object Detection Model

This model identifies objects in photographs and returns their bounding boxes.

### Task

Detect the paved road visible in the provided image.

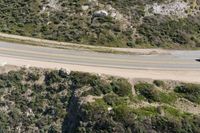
[0,41,200,71]
[1,41,200,82]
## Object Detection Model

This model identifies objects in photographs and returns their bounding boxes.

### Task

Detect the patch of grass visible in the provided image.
[133,106,158,117]
[114,105,158,122]
[130,95,146,103]
[158,92,178,104]
[163,106,191,119]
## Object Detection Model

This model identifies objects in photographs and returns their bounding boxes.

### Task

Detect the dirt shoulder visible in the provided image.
[0,32,169,55]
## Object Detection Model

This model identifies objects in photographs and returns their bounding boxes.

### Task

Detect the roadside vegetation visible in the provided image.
[0,67,200,132]
[0,0,199,49]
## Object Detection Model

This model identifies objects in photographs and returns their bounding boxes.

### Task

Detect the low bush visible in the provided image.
[135,83,160,102]
[27,72,40,81]
[153,80,165,87]
[135,82,178,104]
[111,78,132,97]
[70,72,99,88]
[45,70,62,85]
[174,83,200,104]
[103,93,128,106]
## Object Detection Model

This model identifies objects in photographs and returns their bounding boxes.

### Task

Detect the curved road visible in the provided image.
[0,41,200,82]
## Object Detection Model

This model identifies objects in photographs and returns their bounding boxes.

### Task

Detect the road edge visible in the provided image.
[0,32,169,55]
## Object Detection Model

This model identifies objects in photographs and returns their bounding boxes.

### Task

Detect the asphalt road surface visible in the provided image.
[0,41,200,83]
[0,41,200,70]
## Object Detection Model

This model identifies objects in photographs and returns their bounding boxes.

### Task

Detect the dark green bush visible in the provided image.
[70,72,99,88]
[103,93,128,106]
[174,83,200,103]
[45,70,62,85]
[111,78,132,97]
[0,80,6,88]
[153,80,165,87]
[27,72,40,81]
[135,82,178,104]
[135,83,160,102]
[7,71,23,82]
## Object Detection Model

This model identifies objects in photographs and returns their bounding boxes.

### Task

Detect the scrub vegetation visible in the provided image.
[0,0,200,48]
[0,67,200,132]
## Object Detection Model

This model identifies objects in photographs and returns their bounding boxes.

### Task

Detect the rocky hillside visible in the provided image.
[0,66,200,132]
[0,0,199,48]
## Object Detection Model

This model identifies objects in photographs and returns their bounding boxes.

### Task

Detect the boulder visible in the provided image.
[93,10,108,18]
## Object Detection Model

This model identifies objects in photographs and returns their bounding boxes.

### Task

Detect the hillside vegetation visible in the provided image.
[0,67,200,132]
[0,0,200,48]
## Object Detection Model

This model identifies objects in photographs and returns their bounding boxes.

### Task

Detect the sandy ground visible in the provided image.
[0,64,20,74]
[0,56,199,83]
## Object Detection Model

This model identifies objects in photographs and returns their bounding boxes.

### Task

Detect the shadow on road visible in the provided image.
[195,59,200,62]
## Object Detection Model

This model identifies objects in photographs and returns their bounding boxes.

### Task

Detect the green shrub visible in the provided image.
[45,71,62,85]
[111,78,132,97]
[27,72,40,81]
[97,82,113,94]
[103,93,128,106]
[33,84,46,92]
[81,81,113,96]
[0,80,6,88]
[89,86,103,96]
[135,82,177,104]
[126,40,136,47]
[153,80,165,87]
[174,83,200,103]
[7,71,23,82]
[135,83,160,102]
[1,66,200,132]
[70,72,99,88]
